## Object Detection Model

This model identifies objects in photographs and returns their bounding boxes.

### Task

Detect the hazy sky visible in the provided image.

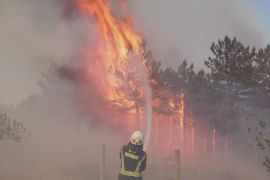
[255,0,270,35]
[128,0,268,68]
[0,0,270,106]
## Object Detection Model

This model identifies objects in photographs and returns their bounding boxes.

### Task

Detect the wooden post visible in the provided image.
[174,149,181,180]
[100,144,106,180]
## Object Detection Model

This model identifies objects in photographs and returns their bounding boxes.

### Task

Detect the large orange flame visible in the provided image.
[77,0,146,108]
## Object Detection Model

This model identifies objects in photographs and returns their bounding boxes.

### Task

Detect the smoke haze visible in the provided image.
[128,0,267,69]
[0,0,269,180]
[0,0,96,106]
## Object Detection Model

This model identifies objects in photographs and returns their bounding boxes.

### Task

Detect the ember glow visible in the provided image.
[179,93,185,148]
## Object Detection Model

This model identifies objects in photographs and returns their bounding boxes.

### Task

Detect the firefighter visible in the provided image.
[119,130,147,180]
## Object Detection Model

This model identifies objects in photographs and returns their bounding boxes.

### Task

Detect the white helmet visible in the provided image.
[130,130,144,145]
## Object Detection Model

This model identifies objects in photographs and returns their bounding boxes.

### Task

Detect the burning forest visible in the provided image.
[73,0,226,157]
[0,0,270,180]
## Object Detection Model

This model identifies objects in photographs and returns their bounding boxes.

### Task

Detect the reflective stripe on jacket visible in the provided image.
[119,144,146,178]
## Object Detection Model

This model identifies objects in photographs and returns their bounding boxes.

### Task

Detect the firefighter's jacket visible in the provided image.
[119,142,147,180]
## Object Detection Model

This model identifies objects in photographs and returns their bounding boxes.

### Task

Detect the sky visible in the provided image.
[1,0,270,106]
[255,0,270,37]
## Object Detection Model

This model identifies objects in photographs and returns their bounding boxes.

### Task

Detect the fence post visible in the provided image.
[174,149,181,180]
[100,144,106,180]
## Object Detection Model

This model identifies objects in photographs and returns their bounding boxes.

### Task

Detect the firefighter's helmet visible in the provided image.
[130,130,144,145]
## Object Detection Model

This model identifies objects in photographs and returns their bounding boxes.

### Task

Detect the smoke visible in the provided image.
[0,1,147,179]
[1,0,267,103]
[126,1,270,179]
[127,0,267,69]
[143,124,270,180]
[0,67,126,180]
[0,0,96,106]
[0,0,269,180]
[0,0,120,179]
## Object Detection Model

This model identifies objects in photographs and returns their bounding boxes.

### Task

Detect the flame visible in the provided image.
[179,93,185,147]
[77,0,147,108]
[168,98,175,108]
[191,127,195,154]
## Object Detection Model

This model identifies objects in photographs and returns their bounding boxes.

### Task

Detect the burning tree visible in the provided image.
[75,0,154,144]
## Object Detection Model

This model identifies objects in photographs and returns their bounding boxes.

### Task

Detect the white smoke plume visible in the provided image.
[0,0,96,106]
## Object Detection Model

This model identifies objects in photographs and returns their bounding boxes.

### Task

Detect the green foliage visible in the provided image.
[177,60,195,88]
[263,157,270,173]
[255,44,270,90]
[160,67,181,92]
[247,115,270,173]
[253,44,270,107]
[205,36,256,92]
[145,35,270,172]
[0,112,25,142]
